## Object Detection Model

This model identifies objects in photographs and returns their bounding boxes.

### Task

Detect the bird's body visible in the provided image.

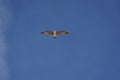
[53,31,57,38]
[41,30,69,39]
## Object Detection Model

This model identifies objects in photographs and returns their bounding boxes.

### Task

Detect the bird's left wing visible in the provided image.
[41,30,53,35]
[56,30,69,34]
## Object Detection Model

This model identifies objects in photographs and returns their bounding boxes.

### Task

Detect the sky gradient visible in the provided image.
[3,0,120,80]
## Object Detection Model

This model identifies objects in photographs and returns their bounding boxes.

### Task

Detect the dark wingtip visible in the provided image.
[66,32,69,34]
[41,32,44,34]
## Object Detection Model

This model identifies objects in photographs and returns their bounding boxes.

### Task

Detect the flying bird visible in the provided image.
[41,30,69,39]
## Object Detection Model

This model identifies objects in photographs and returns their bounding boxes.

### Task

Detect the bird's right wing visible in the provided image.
[57,30,69,35]
[41,30,53,35]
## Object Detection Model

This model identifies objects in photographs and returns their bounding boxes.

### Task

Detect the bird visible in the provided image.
[41,30,69,39]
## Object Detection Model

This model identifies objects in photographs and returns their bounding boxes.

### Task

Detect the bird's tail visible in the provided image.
[53,36,57,39]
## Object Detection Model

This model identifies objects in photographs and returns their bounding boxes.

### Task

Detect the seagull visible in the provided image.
[41,30,69,39]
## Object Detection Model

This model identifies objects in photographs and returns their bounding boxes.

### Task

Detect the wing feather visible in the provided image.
[56,30,69,34]
[41,30,53,35]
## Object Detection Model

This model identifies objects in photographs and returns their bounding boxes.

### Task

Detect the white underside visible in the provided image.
[53,31,57,37]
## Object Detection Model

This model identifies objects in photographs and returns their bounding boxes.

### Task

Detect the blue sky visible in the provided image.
[3,0,120,80]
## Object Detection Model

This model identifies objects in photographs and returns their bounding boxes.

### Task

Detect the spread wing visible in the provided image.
[41,30,53,35]
[56,30,69,35]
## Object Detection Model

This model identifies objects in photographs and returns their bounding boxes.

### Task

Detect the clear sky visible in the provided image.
[2,0,120,80]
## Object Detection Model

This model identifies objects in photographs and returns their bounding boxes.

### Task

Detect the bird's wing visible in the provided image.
[56,30,69,34]
[41,30,53,35]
